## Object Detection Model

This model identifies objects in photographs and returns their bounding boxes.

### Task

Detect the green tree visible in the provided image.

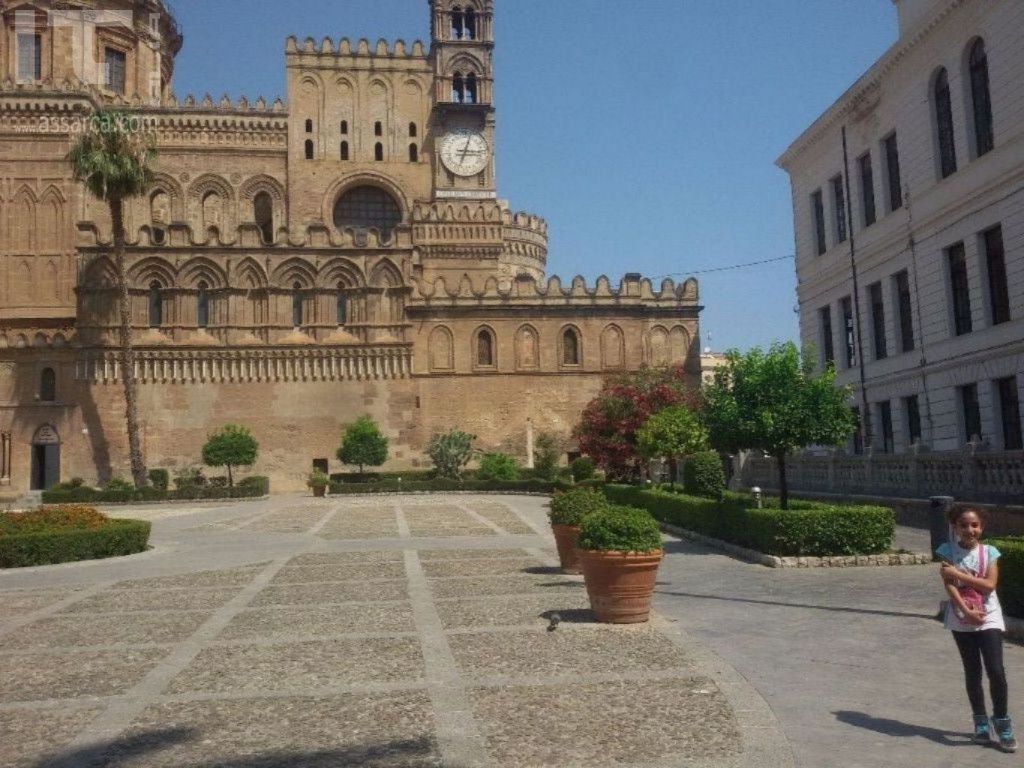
[202,425,259,487]
[338,416,389,476]
[427,429,476,480]
[636,405,708,486]
[478,453,520,481]
[68,110,155,488]
[703,342,856,509]
[533,432,561,481]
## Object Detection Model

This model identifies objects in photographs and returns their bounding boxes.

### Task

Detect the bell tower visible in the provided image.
[429,1,497,200]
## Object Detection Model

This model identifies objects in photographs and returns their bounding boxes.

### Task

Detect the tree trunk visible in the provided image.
[668,455,678,490]
[227,464,234,488]
[775,452,789,510]
[111,197,148,488]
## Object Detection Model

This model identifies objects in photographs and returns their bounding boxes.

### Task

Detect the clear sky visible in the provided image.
[169,0,899,352]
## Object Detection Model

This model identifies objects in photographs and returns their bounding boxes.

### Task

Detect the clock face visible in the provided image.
[440,130,490,177]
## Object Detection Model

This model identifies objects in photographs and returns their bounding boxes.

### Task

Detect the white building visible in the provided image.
[778,0,1024,457]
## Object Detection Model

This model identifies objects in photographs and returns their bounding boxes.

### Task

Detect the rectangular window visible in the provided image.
[104,47,126,94]
[905,395,922,446]
[17,33,42,82]
[831,174,847,244]
[878,401,894,454]
[948,242,973,336]
[869,282,887,360]
[983,226,1010,325]
[819,306,835,366]
[841,296,855,369]
[859,153,876,227]
[811,189,827,256]
[883,132,902,213]
[997,377,1022,450]
[894,270,914,353]
[960,383,982,443]
[851,407,864,455]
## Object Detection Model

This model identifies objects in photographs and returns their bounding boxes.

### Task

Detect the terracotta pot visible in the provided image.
[551,524,582,574]
[312,485,326,498]
[579,549,664,624]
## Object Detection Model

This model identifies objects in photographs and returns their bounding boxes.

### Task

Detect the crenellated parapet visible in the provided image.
[286,36,429,62]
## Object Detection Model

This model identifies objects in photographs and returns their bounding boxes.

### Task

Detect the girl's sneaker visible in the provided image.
[992,718,1018,753]
[972,714,991,744]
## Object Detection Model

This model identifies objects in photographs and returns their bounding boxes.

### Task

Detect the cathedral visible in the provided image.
[0,0,701,494]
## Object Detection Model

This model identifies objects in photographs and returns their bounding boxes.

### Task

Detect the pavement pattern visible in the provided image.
[0,495,789,768]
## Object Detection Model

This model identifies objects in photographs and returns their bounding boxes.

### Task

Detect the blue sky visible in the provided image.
[170,0,898,352]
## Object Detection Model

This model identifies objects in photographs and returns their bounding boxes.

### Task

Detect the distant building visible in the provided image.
[777,0,1023,459]
[700,349,728,388]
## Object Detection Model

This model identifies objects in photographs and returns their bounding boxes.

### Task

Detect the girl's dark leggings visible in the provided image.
[953,629,1008,719]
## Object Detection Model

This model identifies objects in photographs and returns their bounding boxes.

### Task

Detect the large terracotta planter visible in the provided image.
[311,486,326,498]
[552,524,582,574]
[579,549,664,624]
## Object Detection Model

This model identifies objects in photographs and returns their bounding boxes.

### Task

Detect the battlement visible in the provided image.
[412,202,548,236]
[411,273,699,306]
[285,36,428,60]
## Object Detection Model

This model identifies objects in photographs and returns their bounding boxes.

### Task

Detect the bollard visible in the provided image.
[752,486,763,510]
[929,496,954,559]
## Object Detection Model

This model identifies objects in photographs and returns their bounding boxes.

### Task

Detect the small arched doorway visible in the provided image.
[30,424,60,491]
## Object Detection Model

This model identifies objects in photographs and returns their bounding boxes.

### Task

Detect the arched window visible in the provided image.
[375,142,384,161]
[150,189,170,225]
[40,367,56,402]
[333,186,403,235]
[969,39,994,156]
[292,282,303,328]
[340,141,349,161]
[340,120,348,135]
[148,281,162,327]
[409,122,417,138]
[375,121,383,136]
[197,281,209,328]
[451,6,464,39]
[409,143,419,163]
[337,288,347,325]
[201,191,222,230]
[466,73,478,104]
[934,68,957,178]
[305,119,313,133]
[452,73,464,104]
[304,139,314,160]
[476,328,494,367]
[465,9,477,40]
[562,328,581,365]
[254,192,274,244]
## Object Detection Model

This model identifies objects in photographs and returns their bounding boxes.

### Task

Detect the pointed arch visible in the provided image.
[473,325,496,369]
[13,259,32,302]
[370,259,402,288]
[179,257,227,290]
[429,325,455,372]
[270,257,317,290]
[647,326,670,366]
[601,324,625,370]
[11,187,36,252]
[44,259,59,300]
[515,324,539,370]
[669,325,691,365]
[37,188,63,252]
[128,256,176,288]
[319,258,364,289]
[82,256,117,289]
[148,172,184,219]
[232,257,269,289]
[560,324,582,366]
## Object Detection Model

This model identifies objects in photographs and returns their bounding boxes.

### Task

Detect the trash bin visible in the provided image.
[929,496,954,558]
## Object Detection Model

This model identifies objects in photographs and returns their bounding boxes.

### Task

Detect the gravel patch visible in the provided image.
[420,558,548,579]
[418,549,532,561]
[271,563,407,584]
[0,647,167,702]
[218,602,416,641]
[0,590,81,619]
[427,575,583,599]
[0,612,211,649]
[0,706,102,768]
[60,587,241,614]
[435,594,593,629]
[115,566,264,590]
[285,551,404,566]
[250,580,409,607]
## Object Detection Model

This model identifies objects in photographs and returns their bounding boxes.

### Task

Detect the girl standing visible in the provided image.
[936,507,1016,752]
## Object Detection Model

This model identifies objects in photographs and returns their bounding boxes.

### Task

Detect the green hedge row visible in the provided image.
[989,537,1024,619]
[604,485,894,557]
[41,476,269,505]
[329,478,570,495]
[0,519,151,568]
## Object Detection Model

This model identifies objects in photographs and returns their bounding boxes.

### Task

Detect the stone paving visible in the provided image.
[0,495,789,768]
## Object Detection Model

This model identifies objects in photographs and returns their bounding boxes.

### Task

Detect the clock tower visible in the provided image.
[429,1,497,200]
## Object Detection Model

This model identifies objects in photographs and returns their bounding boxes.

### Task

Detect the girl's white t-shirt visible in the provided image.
[935,541,1005,632]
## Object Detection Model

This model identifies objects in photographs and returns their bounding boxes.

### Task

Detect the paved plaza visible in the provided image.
[0,496,787,768]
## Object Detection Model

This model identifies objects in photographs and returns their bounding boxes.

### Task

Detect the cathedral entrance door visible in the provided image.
[30,425,61,491]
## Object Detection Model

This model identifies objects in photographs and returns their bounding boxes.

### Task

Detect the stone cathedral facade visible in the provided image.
[0,0,700,494]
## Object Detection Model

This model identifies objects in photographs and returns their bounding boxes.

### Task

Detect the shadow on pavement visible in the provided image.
[655,589,937,620]
[40,731,441,768]
[540,608,595,624]
[833,710,972,747]
[521,566,564,575]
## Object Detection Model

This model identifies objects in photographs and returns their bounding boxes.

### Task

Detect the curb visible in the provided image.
[660,523,932,568]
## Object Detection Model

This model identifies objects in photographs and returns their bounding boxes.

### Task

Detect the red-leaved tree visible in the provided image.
[575,365,697,481]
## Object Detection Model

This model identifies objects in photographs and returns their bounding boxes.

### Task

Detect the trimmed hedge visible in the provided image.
[989,537,1024,619]
[41,476,269,505]
[330,478,568,495]
[0,508,151,568]
[329,470,436,484]
[548,487,609,526]
[683,451,726,499]
[577,505,663,553]
[604,485,894,557]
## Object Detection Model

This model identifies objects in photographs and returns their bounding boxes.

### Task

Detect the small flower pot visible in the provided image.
[551,523,582,574]
[579,549,664,624]
[311,485,326,498]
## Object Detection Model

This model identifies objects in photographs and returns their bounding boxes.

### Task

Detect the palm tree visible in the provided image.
[68,110,155,488]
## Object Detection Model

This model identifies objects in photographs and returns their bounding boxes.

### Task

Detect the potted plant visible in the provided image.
[307,469,329,498]
[577,505,664,623]
[547,487,608,574]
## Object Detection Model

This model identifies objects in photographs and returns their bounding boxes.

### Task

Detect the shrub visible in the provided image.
[570,456,596,482]
[202,424,259,487]
[174,466,206,490]
[52,478,85,492]
[427,429,476,480]
[683,451,726,499]
[330,470,436,485]
[329,478,567,495]
[548,487,608,526]
[989,537,1024,619]
[236,475,270,496]
[0,505,108,535]
[533,433,560,481]
[338,416,389,475]
[307,469,329,489]
[477,453,520,481]
[208,476,229,488]
[604,485,893,557]
[0,507,151,568]
[104,477,135,492]
[577,505,663,553]
[148,469,169,491]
